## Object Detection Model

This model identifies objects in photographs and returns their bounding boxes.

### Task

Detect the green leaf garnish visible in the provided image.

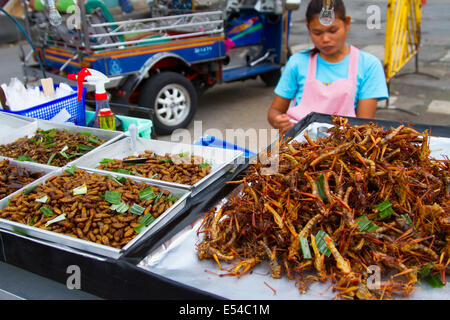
[129,203,145,215]
[106,174,124,185]
[72,184,87,195]
[424,275,445,288]
[16,156,34,162]
[356,215,379,232]
[105,190,122,205]
[79,131,92,136]
[43,142,56,149]
[199,163,210,168]
[40,206,55,217]
[100,158,114,165]
[38,128,55,135]
[376,200,394,219]
[139,213,155,226]
[110,168,132,175]
[65,165,77,175]
[315,174,327,202]
[138,187,157,201]
[45,213,66,227]
[47,153,56,165]
[77,144,94,152]
[300,236,312,259]
[418,263,434,280]
[35,195,49,203]
[165,194,179,202]
[110,202,129,214]
[22,185,38,195]
[134,224,145,234]
[400,213,413,228]
[315,230,332,257]
[155,191,164,202]
[88,137,100,144]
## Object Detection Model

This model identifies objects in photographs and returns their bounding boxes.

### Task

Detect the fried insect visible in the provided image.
[0,128,106,166]
[97,150,211,185]
[196,117,450,299]
[0,160,44,199]
[0,168,178,248]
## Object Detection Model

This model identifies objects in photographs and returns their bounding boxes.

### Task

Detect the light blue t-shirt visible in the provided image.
[274,48,389,109]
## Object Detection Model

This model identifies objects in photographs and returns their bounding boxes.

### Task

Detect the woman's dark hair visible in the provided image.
[306,0,347,54]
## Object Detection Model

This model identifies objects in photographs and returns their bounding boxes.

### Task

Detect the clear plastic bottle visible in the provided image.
[98,108,116,130]
[88,98,110,128]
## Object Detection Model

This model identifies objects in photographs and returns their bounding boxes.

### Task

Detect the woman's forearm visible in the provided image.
[356,98,378,118]
[268,95,293,132]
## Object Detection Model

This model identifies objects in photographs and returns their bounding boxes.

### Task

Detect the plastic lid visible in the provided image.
[99,108,112,116]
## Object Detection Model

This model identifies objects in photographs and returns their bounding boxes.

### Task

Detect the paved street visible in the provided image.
[1,0,449,152]
[175,0,450,150]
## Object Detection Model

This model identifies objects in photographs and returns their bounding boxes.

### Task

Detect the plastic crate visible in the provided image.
[0,84,86,126]
[85,110,152,139]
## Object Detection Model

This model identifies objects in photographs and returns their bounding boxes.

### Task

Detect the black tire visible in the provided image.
[138,72,197,135]
[259,69,281,87]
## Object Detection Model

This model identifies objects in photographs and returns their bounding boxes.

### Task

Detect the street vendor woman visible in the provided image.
[268,0,388,132]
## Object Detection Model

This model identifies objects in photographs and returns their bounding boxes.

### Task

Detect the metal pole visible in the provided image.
[78,0,90,52]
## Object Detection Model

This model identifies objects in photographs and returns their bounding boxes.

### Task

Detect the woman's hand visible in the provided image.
[268,95,294,133]
[272,114,294,133]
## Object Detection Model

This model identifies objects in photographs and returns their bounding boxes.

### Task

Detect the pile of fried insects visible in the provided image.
[197,117,450,300]
[0,168,180,248]
[97,151,211,185]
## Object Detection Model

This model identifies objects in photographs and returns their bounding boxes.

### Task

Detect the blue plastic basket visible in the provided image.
[0,84,86,126]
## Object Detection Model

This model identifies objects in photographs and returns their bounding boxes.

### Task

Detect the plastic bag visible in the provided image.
[0,78,75,111]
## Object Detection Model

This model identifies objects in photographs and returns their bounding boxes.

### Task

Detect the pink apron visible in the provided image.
[286,45,359,121]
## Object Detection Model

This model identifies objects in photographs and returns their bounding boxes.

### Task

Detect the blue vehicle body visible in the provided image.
[24,0,299,133]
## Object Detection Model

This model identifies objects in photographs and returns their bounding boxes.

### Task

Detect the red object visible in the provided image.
[99,108,112,116]
[68,68,92,102]
[422,0,426,5]
[95,92,108,100]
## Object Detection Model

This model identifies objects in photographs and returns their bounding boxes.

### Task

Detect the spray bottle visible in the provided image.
[68,68,114,128]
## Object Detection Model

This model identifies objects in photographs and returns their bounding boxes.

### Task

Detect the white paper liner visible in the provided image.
[138,123,450,300]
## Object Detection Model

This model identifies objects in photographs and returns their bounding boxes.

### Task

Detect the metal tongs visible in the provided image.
[123,124,149,164]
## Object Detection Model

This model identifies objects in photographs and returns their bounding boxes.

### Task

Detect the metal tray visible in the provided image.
[0,118,125,169]
[73,137,244,196]
[0,111,37,129]
[0,156,58,201]
[0,167,191,259]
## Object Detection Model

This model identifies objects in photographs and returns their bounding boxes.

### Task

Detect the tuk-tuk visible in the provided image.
[20,0,301,134]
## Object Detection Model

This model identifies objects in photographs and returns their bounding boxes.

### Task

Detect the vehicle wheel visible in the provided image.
[138,72,197,135]
[259,69,281,87]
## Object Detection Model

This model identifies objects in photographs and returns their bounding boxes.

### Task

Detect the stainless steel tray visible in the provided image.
[73,137,244,196]
[0,167,191,259]
[0,119,125,169]
[0,156,58,201]
[0,112,37,129]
